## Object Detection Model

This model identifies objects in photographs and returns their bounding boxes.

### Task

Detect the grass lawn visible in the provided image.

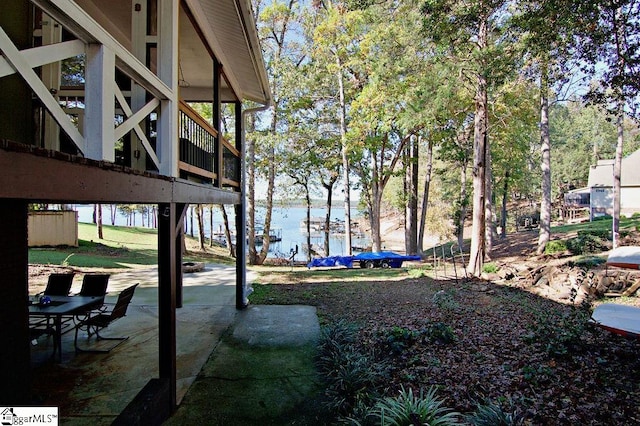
[29,222,232,269]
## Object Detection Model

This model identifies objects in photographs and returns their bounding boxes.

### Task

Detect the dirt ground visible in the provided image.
[252,228,640,424]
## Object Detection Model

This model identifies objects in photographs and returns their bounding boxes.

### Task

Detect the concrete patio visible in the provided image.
[29,264,322,424]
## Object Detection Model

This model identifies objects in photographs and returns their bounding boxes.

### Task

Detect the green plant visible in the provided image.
[317,321,386,415]
[570,256,606,269]
[371,386,461,425]
[425,322,456,344]
[383,326,420,354]
[566,233,608,255]
[466,399,524,425]
[523,305,592,358]
[61,253,75,267]
[482,263,499,274]
[544,240,567,255]
[521,364,553,385]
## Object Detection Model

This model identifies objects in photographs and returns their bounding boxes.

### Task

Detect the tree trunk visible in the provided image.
[370,150,382,252]
[246,112,258,264]
[208,205,214,247]
[467,80,488,275]
[195,204,205,250]
[337,56,352,256]
[324,186,333,256]
[484,137,494,259]
[220,205,234,257]
[537,61,552,254]
[418,137,433,252]
[613,98,624,248]
[501,171,509,239]
[305,184,313,263]
[405,136,418,255]
[189,206,194,238]
[458,160,468,249]
[257,104,278,264]
[96,204,103,239]
[467,17,488,277]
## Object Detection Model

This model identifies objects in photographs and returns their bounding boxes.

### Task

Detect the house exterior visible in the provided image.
[0,0,270,418]
[587,150,640,219]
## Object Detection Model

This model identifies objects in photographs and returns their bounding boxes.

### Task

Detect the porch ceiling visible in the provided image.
[183,0,270,105]
[74,0,270,105]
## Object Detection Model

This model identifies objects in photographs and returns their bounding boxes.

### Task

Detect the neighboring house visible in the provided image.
[587,150,640,220]
[0,0,270,418]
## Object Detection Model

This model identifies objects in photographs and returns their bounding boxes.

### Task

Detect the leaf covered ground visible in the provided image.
[249,232,640,424]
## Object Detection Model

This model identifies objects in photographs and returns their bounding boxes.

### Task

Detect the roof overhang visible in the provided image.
[183,0,270,105]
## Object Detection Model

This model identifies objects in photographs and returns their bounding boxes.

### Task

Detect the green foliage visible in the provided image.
[577,229,610,240]
[523,306,592,358]
[407,266,432,278]
[566,233,608,255]
[370,386,461,426]
[544,240,567,255]
[466,399,524,426]
[316,321,386,415]
[521,364,554,386]
[482,263,499,274]
[570,256,606,269]
[380,322,456,355]
[425,322,456,344]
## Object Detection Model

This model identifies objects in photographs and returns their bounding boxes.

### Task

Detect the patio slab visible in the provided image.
[29,264,322,424]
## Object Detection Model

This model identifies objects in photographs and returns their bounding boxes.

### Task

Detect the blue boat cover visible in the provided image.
[307,251,421,268]
[307,256,354,268]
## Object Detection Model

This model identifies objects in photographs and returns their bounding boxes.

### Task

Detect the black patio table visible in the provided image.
[29,295,104,361]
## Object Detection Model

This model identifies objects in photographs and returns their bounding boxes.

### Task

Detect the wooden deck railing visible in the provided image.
[178,100,240,188]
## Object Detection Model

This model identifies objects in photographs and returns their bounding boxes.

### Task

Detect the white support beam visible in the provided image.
[84,43,115,161]
[114,97,159,142]
[41,13,63,151]
[0,27,85,153]
[157,0,180,177]
[31,0,173,101]
[116,87,160,169]
[0,39,84,79]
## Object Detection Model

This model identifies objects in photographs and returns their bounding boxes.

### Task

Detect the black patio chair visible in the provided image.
[73,273,111,323]
[78,274,110,297]
[34,273,76,331]
[43,273,74,296]
[74,283,138,353]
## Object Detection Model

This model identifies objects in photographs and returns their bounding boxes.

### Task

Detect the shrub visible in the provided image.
[466,399,524,426]
[371,386,461,426]
[566,234,608,255]
[523,306,592,358]
[317,321,386,415]
[544,240,567,255]
[482,263,499,273]
[425,322,456,344]
[383,326,420,354]
[577,229,610,240]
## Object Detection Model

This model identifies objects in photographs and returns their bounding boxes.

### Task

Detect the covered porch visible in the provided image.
[0,0,270,420]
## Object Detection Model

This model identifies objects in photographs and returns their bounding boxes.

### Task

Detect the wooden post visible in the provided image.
[158,202,177,409]
[235,101,246,309]
[0,2,33,404]
[214,59,222,188]
[0,1,33,144]
[156,0,179,177]
[85,43,116,161]
[0,200,30,404]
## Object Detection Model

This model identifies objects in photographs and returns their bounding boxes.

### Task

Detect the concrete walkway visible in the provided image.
[30,264,321,425]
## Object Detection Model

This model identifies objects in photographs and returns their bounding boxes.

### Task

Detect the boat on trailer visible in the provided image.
[307,251,421,269]
[590,246,640,338]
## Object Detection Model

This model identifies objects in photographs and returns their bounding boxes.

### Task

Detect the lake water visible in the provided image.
[74,204,369,261]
